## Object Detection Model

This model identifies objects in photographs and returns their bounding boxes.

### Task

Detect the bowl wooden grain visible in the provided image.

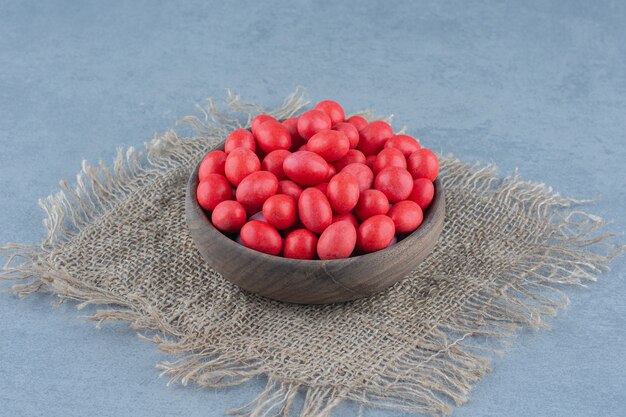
[185,142,445,304]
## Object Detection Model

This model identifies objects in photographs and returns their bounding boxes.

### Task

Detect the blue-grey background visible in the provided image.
[1,1,624,416]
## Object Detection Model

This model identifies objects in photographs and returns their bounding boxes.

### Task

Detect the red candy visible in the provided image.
[408,178,434,210]
[240,220,282,256]
[407,149,439,181]
[211,200,247,233]
[236,171,278,210]
[307,130,350,162]
[224,148,261,186]
[251,114,276,137]
[282,117,306,151]
[326,164,337,181]
[346,115,368,131]
[384,134,421,157]
[314,100,345,125]
[198,150,227,181]
[284,229,318,260]
[333,149,366,172]
[262,194,297,230]
[357,215,396,253]
[355,189,389,221]
[298,188,333,234]
[332,122,360,148]
[341,163,373,192]
[313,182,329,194]
[196,174,232,211]
[297,109,332,140]
[277,180,303,201]
[317,221,356,260]
[388,201,423,234]
[225,129,256,154]
[358,121,394,156]
[372,148,407,175]
[374,167,413,203]
[283,151,329,186]
[327,172,360,213]
[262,149,291,181]
[332,212,359,230]
[254,120,291,153]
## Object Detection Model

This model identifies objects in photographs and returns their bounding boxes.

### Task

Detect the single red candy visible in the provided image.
[224,147,261,186]
[341,162,374,192]
[332,122,359,149]
[277,180,303,201]
[333,149,366,172]
[331,212,359,230]
[262,149,291,181]
[355,189,389,221]
[236,171,278,211]
[225,129,256,154]
[388,200,423,234]
[314,100,345,125]
[346,115,368,132]
[196,174,232,211]
[283,229,318,260]
[317,221,357,260]
[198,150,227,181]
[374,166,413,203]
[407,149,439,181]
[407,178,435,210]
[358,121,394,156]
[313,182,329,194]
[240,220,282,256]
[254,120,291,153]
[297,109,332,140]
[282,117,306,151]
[372,148,407,175]
[307,130,350,162]
[327,172,360,214]
[357,214,396,253]
[251,114,276,137]
[384,134,421,157]
[211,200,247,233]
[283,151,329,186]
[262,194,297,230]
[298,188,333,234]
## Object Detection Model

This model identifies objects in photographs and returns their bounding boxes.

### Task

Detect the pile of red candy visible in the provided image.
[196,100,439,260]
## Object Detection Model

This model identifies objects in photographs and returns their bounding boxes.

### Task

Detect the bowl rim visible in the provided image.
[187,145,444,266]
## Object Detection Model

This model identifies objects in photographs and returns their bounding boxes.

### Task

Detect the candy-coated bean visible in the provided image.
[196,174,232,211]
[198,150,227,181]
[313,182,329,194]
[333,149,366,172]
[327,172,360,214]
[251,114,276,137]
[282,117,306,151]
[346,115,368,131]
[388,200,423,234]
[297,110,332,140]
[262,194,297,230]
[317,221,357,260]
[211,200,247,233]
[262,149,291,181]
[225,129,256,154]
[240,220,282,256]
[374,167,413,203]
[407,149,439,181]
[236,171,278,210]
[358,121,394,156]
[283,229,318,260]
[224,148,261,186]
[407,178,435,210]
[357,215,395,253]
[331,212,359,230]
[254,120,291,153]
[372,148,407,175]
[326,164,337,181]
[307,130,350,162]
[298,188,333,234]
[277,180,303,201]
[384,134,421,157]
[341,163,373,192]
[314,100,345,125]
[283,151,329,186]
[355,189,389,221]
[332,122,359,149]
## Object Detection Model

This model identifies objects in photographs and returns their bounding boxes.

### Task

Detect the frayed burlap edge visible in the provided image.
[1,89,624,417]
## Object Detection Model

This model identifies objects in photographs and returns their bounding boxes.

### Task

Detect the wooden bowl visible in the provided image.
[185,143,445,304]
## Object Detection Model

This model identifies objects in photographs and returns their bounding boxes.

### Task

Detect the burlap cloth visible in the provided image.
[2,91,623,416]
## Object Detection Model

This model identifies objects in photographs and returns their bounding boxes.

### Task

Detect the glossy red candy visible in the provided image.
[283,151,329,186]
[283,229,318,260]
[297,110,332,140]
[282,117,306,151]
[298,188,333,234]
[358,121,394,156]
[198,150,227,181]
[277,180,303,201]
[357,214,396,253]
[374,167,413,203]
[407,149,439,181]
[327,172,360,214]
[251,114,276,137]
[331,212,359,229]
[196,174,232,211]
[333,149,366,172]
[254,120,291,153]
[211,200,247,233]
[235,171,278,210]
[372,148,407,175]
[262,194,297,230]
[261,149,291,181]
[384,134,421,157]
[355,189,389,221]
[341,163,373,192]
[307,130,350,162]
[312,182,329,194]
[317,221,357,260]
[332,122,359,148]
[314,100,345,125]
[388,200,423,234]
[225,129,256,154]
[240,220,282,256]
[407,178,435,210]
[346,115,368,131]
[224,148,261,186]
